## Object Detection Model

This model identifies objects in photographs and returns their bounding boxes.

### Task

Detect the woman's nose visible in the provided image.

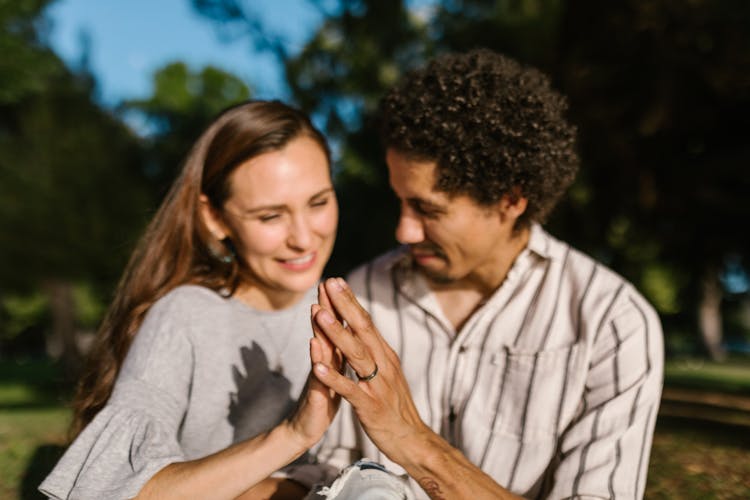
[288,215,313,249]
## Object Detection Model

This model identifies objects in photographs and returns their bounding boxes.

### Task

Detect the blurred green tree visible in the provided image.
[122,61,251,199]
[0,0,150,372]
[553,0,750,360]
[0,0,64,104]
[1,9,252,370]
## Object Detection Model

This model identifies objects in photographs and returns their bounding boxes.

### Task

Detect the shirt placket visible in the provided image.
[442,309,489,446]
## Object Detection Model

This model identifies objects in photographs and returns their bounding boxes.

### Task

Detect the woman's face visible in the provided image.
[206,135,338,309]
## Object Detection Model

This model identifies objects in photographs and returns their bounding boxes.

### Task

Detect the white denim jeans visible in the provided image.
[306,460,416,500]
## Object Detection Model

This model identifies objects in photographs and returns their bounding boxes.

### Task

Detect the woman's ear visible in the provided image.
[199,194,228,241]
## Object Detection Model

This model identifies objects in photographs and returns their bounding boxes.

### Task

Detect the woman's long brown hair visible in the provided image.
[70,100,330,438]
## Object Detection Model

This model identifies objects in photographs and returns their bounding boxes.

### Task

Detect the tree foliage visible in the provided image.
[0,0,255,363]
[123,61,251,197]
[0,0,64,104]
[0,1,149,292]
[0,0,151,365]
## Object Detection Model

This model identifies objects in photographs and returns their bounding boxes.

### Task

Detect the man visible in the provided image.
[294,48,663,500]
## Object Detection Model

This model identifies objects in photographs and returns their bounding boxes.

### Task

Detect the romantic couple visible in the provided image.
[40,48,663,500]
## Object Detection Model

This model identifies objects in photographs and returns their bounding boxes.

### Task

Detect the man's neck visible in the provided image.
[428,227,530,332]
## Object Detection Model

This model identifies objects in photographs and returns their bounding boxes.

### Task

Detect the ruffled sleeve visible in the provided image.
[40,290,198,500]
[39,380,187,500]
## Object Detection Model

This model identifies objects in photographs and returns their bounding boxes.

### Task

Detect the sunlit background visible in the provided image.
[1,1,749,498]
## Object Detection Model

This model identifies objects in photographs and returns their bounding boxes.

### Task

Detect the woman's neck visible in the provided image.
[232,283,305,311]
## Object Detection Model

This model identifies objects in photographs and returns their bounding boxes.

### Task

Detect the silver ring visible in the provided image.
[357,363,379,382]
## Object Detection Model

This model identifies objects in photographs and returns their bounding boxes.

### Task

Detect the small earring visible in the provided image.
[221,237,237,264]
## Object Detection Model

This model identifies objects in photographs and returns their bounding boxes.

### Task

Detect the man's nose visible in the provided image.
[395,208,425,244]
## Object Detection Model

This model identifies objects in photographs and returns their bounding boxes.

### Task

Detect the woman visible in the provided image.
[39,100,341,499]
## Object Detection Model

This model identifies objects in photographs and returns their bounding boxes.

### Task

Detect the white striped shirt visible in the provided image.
[307,224,663,499]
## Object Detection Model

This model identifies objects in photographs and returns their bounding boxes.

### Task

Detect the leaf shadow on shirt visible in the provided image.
[228,342,296,443]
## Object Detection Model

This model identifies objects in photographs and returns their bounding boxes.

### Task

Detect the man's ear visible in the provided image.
[199,194,228,241]
[498,188,528,223]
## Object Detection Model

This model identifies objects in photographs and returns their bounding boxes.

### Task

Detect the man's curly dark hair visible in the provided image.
[379,48,579,227]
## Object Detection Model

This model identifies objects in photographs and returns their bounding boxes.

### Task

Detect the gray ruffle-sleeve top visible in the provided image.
[39,284,316,500]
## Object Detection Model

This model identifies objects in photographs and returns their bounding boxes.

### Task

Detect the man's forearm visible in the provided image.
[398,429,523,500]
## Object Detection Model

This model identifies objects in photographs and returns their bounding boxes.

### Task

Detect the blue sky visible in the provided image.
[44,0,324,106]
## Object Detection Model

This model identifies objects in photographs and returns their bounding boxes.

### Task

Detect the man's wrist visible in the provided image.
[392,426,453,475]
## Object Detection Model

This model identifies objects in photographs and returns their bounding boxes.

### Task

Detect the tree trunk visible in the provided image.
[43,279,84,377]
[698,267,727,361]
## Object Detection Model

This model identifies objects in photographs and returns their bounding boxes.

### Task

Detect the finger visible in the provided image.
[318,282,333,312]
[312,303,346,374]
[319,281,348,330]
[314,307,376,380]
[310,336,323,365]
[323,278,386,356]
[313,362,367,407]
[311,305,334,351]
[308,337,340,401]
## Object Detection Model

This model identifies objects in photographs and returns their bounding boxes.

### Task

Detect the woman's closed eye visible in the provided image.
[310,196,330,209]
[258,212,282,223]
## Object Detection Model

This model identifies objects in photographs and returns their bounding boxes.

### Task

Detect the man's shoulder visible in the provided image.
[541,228,631,293]
[546,232,660,331]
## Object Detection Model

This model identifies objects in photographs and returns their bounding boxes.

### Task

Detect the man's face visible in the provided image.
[386,149,521,287]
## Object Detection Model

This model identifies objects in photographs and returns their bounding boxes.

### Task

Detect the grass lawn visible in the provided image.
[0,408,69,499]
[0,359,72,499]
[648,417,750,499]
[665,358,750,394]
[0,358,748,499]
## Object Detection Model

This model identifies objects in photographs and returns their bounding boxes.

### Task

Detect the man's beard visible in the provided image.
[409,244,454,284]
[420,267,455,284]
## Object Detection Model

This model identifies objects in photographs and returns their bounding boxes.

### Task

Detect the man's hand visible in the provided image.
[310,277,434,465]
[310,278,522,500]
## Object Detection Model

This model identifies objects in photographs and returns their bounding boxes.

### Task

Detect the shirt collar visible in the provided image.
[527,222,552,260]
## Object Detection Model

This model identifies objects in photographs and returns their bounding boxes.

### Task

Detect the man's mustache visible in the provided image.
[409,243,447,259]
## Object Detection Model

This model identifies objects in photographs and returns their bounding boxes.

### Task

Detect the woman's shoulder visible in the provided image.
[125,286,231,376]
[137,285,231,337]
[151,284,228,315]
[161,283,226,304]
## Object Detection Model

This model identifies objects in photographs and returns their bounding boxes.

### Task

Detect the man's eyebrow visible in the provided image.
[241,187,335,213]
[407,197,447,212]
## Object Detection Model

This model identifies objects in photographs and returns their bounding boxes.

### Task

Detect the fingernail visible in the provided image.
[318,309,335,324]
[314,363,328,375]
[336,277,347,289]
[328,278,342,291]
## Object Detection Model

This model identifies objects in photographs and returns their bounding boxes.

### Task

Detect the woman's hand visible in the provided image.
[286,283,343,447]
